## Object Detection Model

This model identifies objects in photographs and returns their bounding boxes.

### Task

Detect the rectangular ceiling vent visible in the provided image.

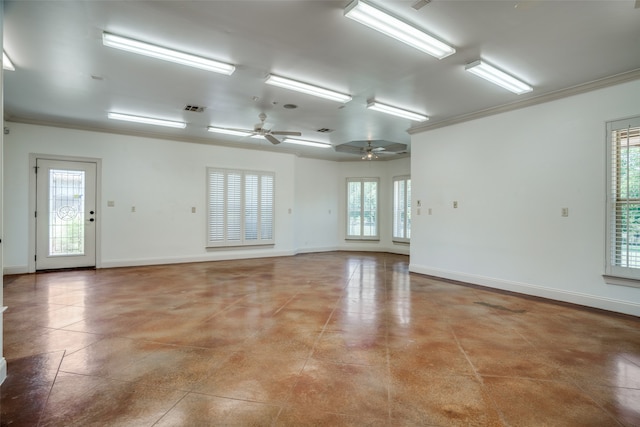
[316,128,334,133]
[184,105,205,113]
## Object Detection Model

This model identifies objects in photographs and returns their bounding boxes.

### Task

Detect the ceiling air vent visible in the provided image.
[184,105,205,113]
[316,128,334,133]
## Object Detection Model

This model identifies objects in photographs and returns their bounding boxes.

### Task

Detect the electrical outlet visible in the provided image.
[562,207,569,217]
[107,200,115,207]
[131,206,136,213]
[428,208,432,215]
[191,207,196,213]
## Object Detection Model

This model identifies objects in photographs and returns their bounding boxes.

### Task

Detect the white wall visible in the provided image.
[4,123,297,271]
[3,123,411,273]
[293,157,341,253]
[410,79,640,316]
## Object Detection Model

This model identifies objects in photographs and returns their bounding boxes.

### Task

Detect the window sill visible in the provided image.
[345,237,380,242]
[603,275,640,289]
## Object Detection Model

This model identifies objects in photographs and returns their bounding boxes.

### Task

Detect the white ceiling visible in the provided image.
[4,1,640,161]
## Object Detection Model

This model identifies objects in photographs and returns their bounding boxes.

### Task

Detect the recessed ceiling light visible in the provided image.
[465,60,532,94]
[102,32,235,75]
[283,137,332,148]
[344,0,455,59]
[107,112,186,128]
[3,51,15,71]
[366,100,428,122]
[265,74,352,103]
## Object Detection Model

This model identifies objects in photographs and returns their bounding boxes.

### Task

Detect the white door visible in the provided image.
[35,159,97,270]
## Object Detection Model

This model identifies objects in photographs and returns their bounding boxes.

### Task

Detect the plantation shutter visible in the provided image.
[206,168,275,247]
[261,174,274,240]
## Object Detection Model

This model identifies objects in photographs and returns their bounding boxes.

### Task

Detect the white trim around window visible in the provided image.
[392,175,411,243]
[206,167,275,247]
[605,115,640,285]
[346,177,379,240]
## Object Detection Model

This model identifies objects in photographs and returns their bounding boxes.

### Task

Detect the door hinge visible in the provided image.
[34,166,39,174]
[35,211,37,218]
[34,254,37,261]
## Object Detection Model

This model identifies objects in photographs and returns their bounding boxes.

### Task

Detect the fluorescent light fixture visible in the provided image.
[207,126,252,137]
[107,112,186,129]
[3,51,15,71]
[102,32,235,75]
[265,74,352,103]
[366,101,428,122]
[344,0,455,59]
[465,60,532,94]
[283,137,332,148]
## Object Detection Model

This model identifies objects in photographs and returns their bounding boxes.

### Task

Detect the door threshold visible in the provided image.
[36,266,96,273]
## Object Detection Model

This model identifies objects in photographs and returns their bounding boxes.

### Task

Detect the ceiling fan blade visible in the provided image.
[265,134,281,145]
[334,144,364,153]
[271,131,302,136]
[372,147,386,152]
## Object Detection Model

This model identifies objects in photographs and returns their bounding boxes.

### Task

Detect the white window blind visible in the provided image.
[347,177,379,240]
[393,176,411,242]
[606,116,640,282]
[207,168,275,247]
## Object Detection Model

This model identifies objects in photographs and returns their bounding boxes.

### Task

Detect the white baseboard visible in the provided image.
[409,264,640,317]
[101,249,297,269]
[3,265,29,275]
[0,357,6,385]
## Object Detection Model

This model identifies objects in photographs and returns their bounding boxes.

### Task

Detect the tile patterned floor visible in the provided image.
[1,252,640,426]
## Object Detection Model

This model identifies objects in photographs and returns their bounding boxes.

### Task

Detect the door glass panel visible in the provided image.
[49,169,85,256]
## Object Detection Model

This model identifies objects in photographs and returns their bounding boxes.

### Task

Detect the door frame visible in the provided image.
[28,153,102,273]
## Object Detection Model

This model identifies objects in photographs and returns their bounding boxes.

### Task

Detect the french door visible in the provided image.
[35,158,97,270]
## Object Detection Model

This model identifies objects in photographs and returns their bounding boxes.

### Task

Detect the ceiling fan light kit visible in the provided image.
[465,60,532,94]
[265,74,352,103]
[102,32,236,75]
[344,0,455,59]
[107,112,186,129]
[366,100,428,122]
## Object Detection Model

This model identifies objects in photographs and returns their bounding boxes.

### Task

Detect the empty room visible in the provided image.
[1,1,640,425]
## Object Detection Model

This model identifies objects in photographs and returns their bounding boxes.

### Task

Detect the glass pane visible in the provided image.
[348,181,362,236]
[615,203,640,268]
[49,169,85,256]
[363,181,377,236]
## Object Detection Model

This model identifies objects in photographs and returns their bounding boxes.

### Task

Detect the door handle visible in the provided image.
[89,218,95,222]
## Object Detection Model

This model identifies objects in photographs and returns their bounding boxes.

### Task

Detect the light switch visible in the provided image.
[453,201,458,208]
[107,201,115,207]
[562,207,569,217]
[191,207,196,213]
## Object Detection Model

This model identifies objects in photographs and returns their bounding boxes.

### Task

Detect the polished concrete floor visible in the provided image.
[1,252,639,426]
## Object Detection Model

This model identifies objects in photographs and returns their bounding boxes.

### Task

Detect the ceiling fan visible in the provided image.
[335,140,408,160]
[209,113,301,145]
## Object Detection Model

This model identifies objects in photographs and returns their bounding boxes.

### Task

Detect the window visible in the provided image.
[393,176,411,242]
[347,177,379,240]
[605,116,640,284]
[207,168,274,247]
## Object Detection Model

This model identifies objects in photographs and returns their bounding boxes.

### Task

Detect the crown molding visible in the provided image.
[408,68,640,135]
